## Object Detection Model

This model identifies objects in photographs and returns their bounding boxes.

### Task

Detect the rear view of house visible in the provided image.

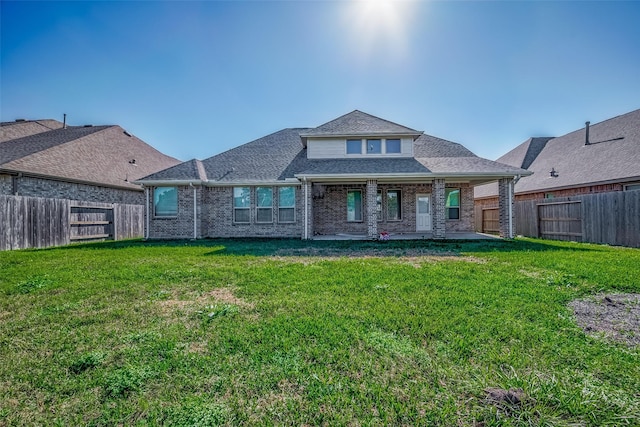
[138,111,528,240]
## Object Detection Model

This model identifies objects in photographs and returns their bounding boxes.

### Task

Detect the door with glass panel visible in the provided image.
[416,194,432,231]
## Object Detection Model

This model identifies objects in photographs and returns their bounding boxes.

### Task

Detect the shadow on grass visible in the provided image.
[43,236,603,257]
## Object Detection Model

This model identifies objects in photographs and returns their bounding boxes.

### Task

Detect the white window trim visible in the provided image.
[233,187,251,224]
[278,187,296,223]
[345,138,404,156]
[153,186,178,218]
[347,189,363,222]
[386,189,402,221]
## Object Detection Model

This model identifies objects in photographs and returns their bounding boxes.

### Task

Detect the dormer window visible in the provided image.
[386,139,401,154]
[346,139,362,154]
[367,139,382,154]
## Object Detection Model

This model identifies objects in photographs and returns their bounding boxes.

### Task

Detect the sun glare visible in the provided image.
[346,0,413,61]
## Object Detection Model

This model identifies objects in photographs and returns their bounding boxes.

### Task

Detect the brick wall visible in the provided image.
[2,175,142,204]
[147,186,197,239]
[312,182,473,236]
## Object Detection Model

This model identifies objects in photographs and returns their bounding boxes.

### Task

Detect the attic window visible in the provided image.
[367,139,382,154]
[346,139,362,154]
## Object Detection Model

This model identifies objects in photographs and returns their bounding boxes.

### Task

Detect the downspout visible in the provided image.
[190,183,197,240]
[144,186,149,240]
[303,177,308,240]
[509,174,521,239]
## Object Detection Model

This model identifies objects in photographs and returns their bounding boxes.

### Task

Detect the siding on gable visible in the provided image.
[307,137,414,159]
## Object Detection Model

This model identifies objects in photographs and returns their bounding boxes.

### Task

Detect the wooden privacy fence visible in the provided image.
[0,195,144,251]
[508,190,640,247]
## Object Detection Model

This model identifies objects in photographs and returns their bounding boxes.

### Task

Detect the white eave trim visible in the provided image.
[294,171,531,181]
[134,179,303,187]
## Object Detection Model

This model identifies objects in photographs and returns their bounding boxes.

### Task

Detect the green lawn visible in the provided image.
[1,238,639,426]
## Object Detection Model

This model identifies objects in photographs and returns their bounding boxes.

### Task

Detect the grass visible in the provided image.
[0,237,639,426]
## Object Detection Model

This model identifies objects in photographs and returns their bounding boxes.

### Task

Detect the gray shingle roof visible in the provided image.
[474,108,640,199]
[1,124,181,190]
[300,110,421,137]
[139,111,528,184]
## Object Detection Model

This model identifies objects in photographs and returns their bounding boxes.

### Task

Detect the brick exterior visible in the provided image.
[312,182,473,237]
[1,174,143,204]
[497,178,514,238]
[146,181,476,240]
[304,181,313,239]
[366,180,378,239]
[432,179,446,239]
[147,185,304,239]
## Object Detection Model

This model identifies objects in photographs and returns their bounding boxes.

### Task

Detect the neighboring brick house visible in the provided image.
[474,108,640,210]
[1,119,180,204]
[137,110,528,240]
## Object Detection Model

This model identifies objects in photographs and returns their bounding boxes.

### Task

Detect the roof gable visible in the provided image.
[300,110,422,138]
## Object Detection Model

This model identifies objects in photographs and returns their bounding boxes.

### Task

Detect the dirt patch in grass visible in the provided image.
[157,287,254,315]
[569,293,640,347]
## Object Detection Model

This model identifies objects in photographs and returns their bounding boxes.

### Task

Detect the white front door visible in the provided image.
[416,194,432,231]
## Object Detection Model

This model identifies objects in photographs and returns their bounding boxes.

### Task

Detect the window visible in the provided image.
[278,186,296,222]
[386,139,401,154]
[233,187,250,223]
[256,187,273,223]
[445,188,460,220]
[347,190,362,221]
[387,190,402,221]
[346,139,362,154]
[377,190,383,221]
[624,183,640,191]
[154,187,178,217]
[366,139,382,154]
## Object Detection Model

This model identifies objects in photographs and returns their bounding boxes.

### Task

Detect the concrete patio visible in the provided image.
[312,232,501,241]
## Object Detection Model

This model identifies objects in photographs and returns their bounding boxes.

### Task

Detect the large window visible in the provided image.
[387,190,402,221]
[347,190,362,222]
[386,139,401,154]
[154,187,178,217]
[256,187,273,223]
[445,188,460,220]
[366,139,382,154]
[346,139,362,154]
[278,187,296,222]
[233,187,250,223]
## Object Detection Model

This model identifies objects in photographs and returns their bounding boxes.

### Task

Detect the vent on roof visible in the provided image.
[15,119,26,122]
[83,124,93,128]
[584,121,590,145]
[550,168,559,178]
[123,130,132,137]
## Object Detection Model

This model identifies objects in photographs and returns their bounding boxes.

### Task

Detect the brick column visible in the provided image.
[366,179,378,239]
[433,179,446,239]
[498,178,514,238]
[303,180,313,239]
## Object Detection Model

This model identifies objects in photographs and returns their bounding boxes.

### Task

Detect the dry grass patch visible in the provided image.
[157,286,254,316]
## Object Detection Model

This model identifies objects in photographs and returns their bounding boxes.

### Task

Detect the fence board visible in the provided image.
[1,195,144,251]
[512,190,640,247]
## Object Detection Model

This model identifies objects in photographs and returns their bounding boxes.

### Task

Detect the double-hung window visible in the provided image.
[445,188,460,220]
[256,187,273,223]
[347,190,362,222]
[233,187,250,223]
[278,187,296,222]
[154,187,178,217]
[387,190,402,221]
[376,190,383,221]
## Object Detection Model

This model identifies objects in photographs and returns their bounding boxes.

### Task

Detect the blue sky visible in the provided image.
[2,1,639,162]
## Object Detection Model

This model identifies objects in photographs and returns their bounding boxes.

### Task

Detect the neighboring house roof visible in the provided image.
[299,110,422,139]
[0,119,64,142]
[474,108,640,199]
[138,111,528,186]
[1,123,181,190]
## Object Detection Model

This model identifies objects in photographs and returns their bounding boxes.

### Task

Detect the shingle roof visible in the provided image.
[474,108,640,199]
[139,111,528,184]
[300,110,422,137]
[1,119,65,143]
[1,124,181,190]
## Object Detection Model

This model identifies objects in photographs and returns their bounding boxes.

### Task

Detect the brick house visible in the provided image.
[1,119,180,204]
[474,108,640,211]
[137,111,529,240]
